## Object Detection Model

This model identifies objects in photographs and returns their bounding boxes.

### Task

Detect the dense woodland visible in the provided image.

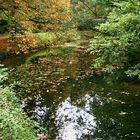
[0,0,140,140]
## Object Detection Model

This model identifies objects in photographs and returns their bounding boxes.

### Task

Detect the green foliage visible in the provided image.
[0,66,8,83]
[0,67,38,140]
[58,29,80,42]
[35,30,80,47]
[90,0,140,79]
[78,18,106,30]
[36,32,57,45]
[125,63,140,80]
[79,0,111,17]
[0,20,9,34]
[0,87,38,140]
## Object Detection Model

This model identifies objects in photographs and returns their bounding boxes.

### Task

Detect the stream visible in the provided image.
[0,40,140,140]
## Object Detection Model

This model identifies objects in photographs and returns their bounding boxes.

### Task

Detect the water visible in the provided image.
[1,42,140,140]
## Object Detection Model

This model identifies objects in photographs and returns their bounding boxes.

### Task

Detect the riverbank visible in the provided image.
[0,30,82,60]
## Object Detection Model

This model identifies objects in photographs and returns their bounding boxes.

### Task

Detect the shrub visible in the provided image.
[0,67,38,140]
[0,87,38,140]
[90,0,140,80]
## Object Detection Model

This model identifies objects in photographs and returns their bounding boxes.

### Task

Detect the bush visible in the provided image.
[90,0,140,80]
[0,87,38,140]
[8,32,58,54]
[0,67,38,140]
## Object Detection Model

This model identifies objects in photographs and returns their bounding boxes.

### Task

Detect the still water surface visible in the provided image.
[2,44,140,140]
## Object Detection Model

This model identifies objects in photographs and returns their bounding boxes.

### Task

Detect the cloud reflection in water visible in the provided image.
[55,95,97,140]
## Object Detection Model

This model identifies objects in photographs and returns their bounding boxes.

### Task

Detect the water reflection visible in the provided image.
[34,97,49,124]
[5,45,140,139]
[34,94,97,140]
[55,95,96,140]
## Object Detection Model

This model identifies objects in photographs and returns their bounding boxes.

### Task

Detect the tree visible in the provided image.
[0,0,33,34]
[70,0,115,30]
[90,0,140,80]
[0,0,72,53]
[0,0,71,33]
[28,0,71,32]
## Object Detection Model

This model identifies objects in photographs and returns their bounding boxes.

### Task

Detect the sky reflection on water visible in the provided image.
[34,94,97,140]
[55,94,96,140]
